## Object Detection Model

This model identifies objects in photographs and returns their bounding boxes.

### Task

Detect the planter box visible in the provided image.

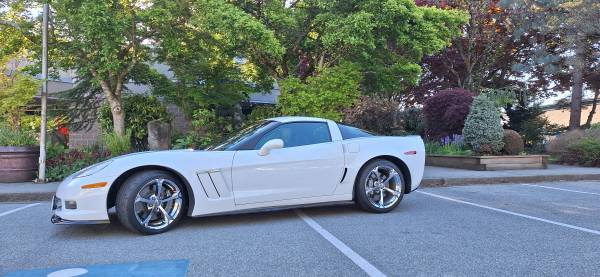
[0,146,39,182]
[426,154,549,171]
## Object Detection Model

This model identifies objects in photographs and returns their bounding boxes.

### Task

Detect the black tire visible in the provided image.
[116,170,186,235]
[355,159,405,213]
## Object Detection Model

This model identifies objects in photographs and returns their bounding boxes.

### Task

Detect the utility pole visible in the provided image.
[38,3,49,182]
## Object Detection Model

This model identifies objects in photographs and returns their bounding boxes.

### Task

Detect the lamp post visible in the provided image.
[37,3,49,182]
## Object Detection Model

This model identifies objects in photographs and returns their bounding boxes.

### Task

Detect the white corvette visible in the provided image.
[51,116,425,234]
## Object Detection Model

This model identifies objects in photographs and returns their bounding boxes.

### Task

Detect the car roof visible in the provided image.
[268,116,330,123]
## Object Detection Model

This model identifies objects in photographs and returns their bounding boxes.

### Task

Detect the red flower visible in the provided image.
[58,126,69,137]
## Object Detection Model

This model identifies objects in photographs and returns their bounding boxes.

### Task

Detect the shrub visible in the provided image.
[401,107,425,136]
[99,94,171,150]
[546,130,585,155]
[343,96,400,135]
[520,116,553,147]
[547,129,600,165]
[278,63,361,121]
[505,104,557,147]
[462,95,504,154]
[423,88,474,139]
[568,138,600,166]
[0,125,37,146]
[426,134,471,156]
[102,130,132,156]
[173,109,233,149]
[247,105,280,123]
[590,122,600,129]
[426,142,472,156]
[502,129,524,155]
[47,143,68,160]
[46,146,111,181]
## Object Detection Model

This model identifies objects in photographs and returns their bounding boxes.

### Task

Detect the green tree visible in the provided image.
[0,56,39,128]
[49,0,157,136]
[278,63,361,121]
[150,0,283,116]
[0,0,37,61]
[235,0,468,98]
[0,1,39,129]
[506,0,600,129]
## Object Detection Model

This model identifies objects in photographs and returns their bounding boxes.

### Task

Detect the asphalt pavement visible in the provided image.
[1,181,600,276]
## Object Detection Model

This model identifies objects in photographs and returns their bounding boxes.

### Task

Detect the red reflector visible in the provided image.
[404,150,417,155]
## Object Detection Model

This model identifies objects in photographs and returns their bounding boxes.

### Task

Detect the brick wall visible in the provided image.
[68,121,102,148]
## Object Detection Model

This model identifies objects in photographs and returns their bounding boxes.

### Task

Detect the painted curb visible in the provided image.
[420,174,600,187]
[0,192,54,202]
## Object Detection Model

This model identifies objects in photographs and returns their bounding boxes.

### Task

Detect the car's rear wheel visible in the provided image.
[116,170,186,235]
[355,159,404,213]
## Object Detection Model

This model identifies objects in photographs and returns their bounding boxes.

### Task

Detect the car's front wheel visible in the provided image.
[355,159,405,213]
[116,170,186,235]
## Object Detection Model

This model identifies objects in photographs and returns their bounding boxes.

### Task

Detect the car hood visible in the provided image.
[98,149,238,179]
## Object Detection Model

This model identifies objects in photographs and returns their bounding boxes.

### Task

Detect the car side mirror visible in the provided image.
[258,139,284,156]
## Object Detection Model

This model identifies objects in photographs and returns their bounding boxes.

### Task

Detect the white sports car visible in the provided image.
[51,116,425,234]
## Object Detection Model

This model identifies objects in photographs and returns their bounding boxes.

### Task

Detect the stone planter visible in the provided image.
[0,146,39,182]
[426,154,549,171]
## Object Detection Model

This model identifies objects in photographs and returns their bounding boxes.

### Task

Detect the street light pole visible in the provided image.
[38,3,49,182]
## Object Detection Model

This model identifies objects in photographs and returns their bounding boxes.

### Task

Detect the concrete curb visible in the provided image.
[0,192,54,202]
[420,174,600,187]
[2,173,600,202]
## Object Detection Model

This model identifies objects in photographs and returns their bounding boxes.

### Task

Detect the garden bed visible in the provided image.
[426,154,549,171]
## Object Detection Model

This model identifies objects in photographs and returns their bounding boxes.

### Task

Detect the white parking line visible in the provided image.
[521,183,600,196]
[417,191,600,236]
[0,203,40,217]
[295,209,386,277]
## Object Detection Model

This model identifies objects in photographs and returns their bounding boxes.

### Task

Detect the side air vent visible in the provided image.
[197,170,231,199]
[339,168,348,183]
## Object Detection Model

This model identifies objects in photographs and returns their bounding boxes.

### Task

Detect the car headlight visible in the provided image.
[75,160,113,178]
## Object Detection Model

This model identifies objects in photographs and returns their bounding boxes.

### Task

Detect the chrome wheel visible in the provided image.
[364,165,402,209]
[133,178,183,230]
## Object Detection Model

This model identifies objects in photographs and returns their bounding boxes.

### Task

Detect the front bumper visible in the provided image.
[51,174,117,224]
[51,214,109,225]
[51,195,110,225]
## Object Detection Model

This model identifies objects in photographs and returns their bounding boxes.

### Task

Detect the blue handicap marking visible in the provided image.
[5,259,189,277]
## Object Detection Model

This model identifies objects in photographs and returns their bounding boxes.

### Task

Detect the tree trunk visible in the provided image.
[109,99,126,136]
[569,35,585,130]
[584,88,600,128]
[96,75,126,136]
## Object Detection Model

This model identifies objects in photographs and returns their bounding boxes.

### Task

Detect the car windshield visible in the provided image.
[205,120,277,151]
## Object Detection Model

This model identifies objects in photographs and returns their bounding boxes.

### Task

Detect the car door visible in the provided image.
[231,121,345,205]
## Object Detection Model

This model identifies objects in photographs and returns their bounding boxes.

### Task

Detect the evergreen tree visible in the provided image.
[463,95,504,154]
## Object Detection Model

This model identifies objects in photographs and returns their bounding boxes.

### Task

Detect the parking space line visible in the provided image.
[521,184,600,196]
[295,209,386,277]
[417,191,600,236]
[0,203,40,217]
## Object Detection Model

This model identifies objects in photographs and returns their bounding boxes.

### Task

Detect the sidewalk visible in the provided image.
[2,165,600,202]
[0,182,58,202]
[422,164,600,187]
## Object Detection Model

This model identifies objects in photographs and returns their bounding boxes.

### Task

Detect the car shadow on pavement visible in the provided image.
[177,203,361,230]
[50,201,415,237]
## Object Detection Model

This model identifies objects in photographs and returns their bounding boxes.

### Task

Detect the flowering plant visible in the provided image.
[46,146,112,181]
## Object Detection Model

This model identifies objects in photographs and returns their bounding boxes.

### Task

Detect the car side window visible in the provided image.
[255,122,331,149]
[337,123,375,140]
